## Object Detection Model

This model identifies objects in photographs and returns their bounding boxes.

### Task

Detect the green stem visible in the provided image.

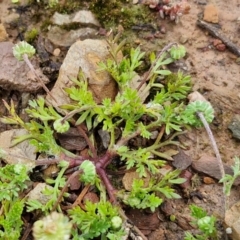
[62,105,95,122]
[137,42,178,91]
[23,54,57,103]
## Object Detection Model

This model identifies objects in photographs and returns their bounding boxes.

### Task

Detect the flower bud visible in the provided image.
[53,119,70,133]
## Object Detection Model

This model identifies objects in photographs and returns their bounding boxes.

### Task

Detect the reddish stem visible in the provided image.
[95,151,118,202]
[97,167,117,203]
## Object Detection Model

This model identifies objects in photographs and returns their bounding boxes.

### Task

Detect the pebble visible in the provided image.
[0,23,8,42]
[179,36,188,44]
[228,115,240,140]
[172,149,192,170]
[53,48,61,57]
[203,4,219,23]
[52,10,100,27]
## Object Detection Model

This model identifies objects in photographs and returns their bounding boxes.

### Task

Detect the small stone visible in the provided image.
[179,170,193,189]
[203,176,215,184]
[47,26,98,47]
[159,25,166,34]
[83,192,99,204]
[98,129,110,148]
[27,183,53,204]
[0,23,8,42]
[192,154,240,185]
[126,208,160,231]
[0,129,36,168]
[179,36,188,44]
[72,10,100,27]
[53,48,61,56]
[236,58,240,64]
[161,201,175,216]
[168,222,178,231]
[212,39,222,46]
[122,170,151,191]
[52,10,100,27]
[228,115,240,140]
[172,149,192,170]
[203,4,219,23]
[215,43,226,51]
[52,12,71,25]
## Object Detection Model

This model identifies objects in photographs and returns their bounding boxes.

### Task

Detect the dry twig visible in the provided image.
[197,19,240,57]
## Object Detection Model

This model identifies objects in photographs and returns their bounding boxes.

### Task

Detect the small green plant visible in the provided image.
[0,163,29,240]
[184,205,218,240]
[1,38,217,239]
[119,169,185,212]
[12,41,56,102]
[219,156,240,196]
[69,200,125,240]
[26,161,69,214]
[24,28,39,43]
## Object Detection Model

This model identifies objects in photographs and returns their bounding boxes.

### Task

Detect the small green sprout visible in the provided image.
[79,160,97,185]
[170,45,186,60]
[26,161,69,214]
[53,118,70,133]
[184,205,217,240]
[24,28,39,43]
[111,216,123,229]
[219,156,240,196]
[69,200,125,239]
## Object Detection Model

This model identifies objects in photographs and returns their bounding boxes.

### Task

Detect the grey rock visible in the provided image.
[228,114,240,140]
[52,10,100,27]
[47,39,119,108]
[72,10,100,26]
[52,12,71,25]
[0,42,49,92]
[27,183,54,204]
[98,129,110,149]
[47,26,98,47]
[172,149,192,170]
[0,129,36,169]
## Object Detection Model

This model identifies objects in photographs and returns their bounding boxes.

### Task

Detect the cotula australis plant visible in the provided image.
[1,36,214,239]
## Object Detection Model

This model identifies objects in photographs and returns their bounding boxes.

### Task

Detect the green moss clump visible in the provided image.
[89,1,152,29]
[24,28,39,43]
[52,0,85,14]
[40,19,53,32]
